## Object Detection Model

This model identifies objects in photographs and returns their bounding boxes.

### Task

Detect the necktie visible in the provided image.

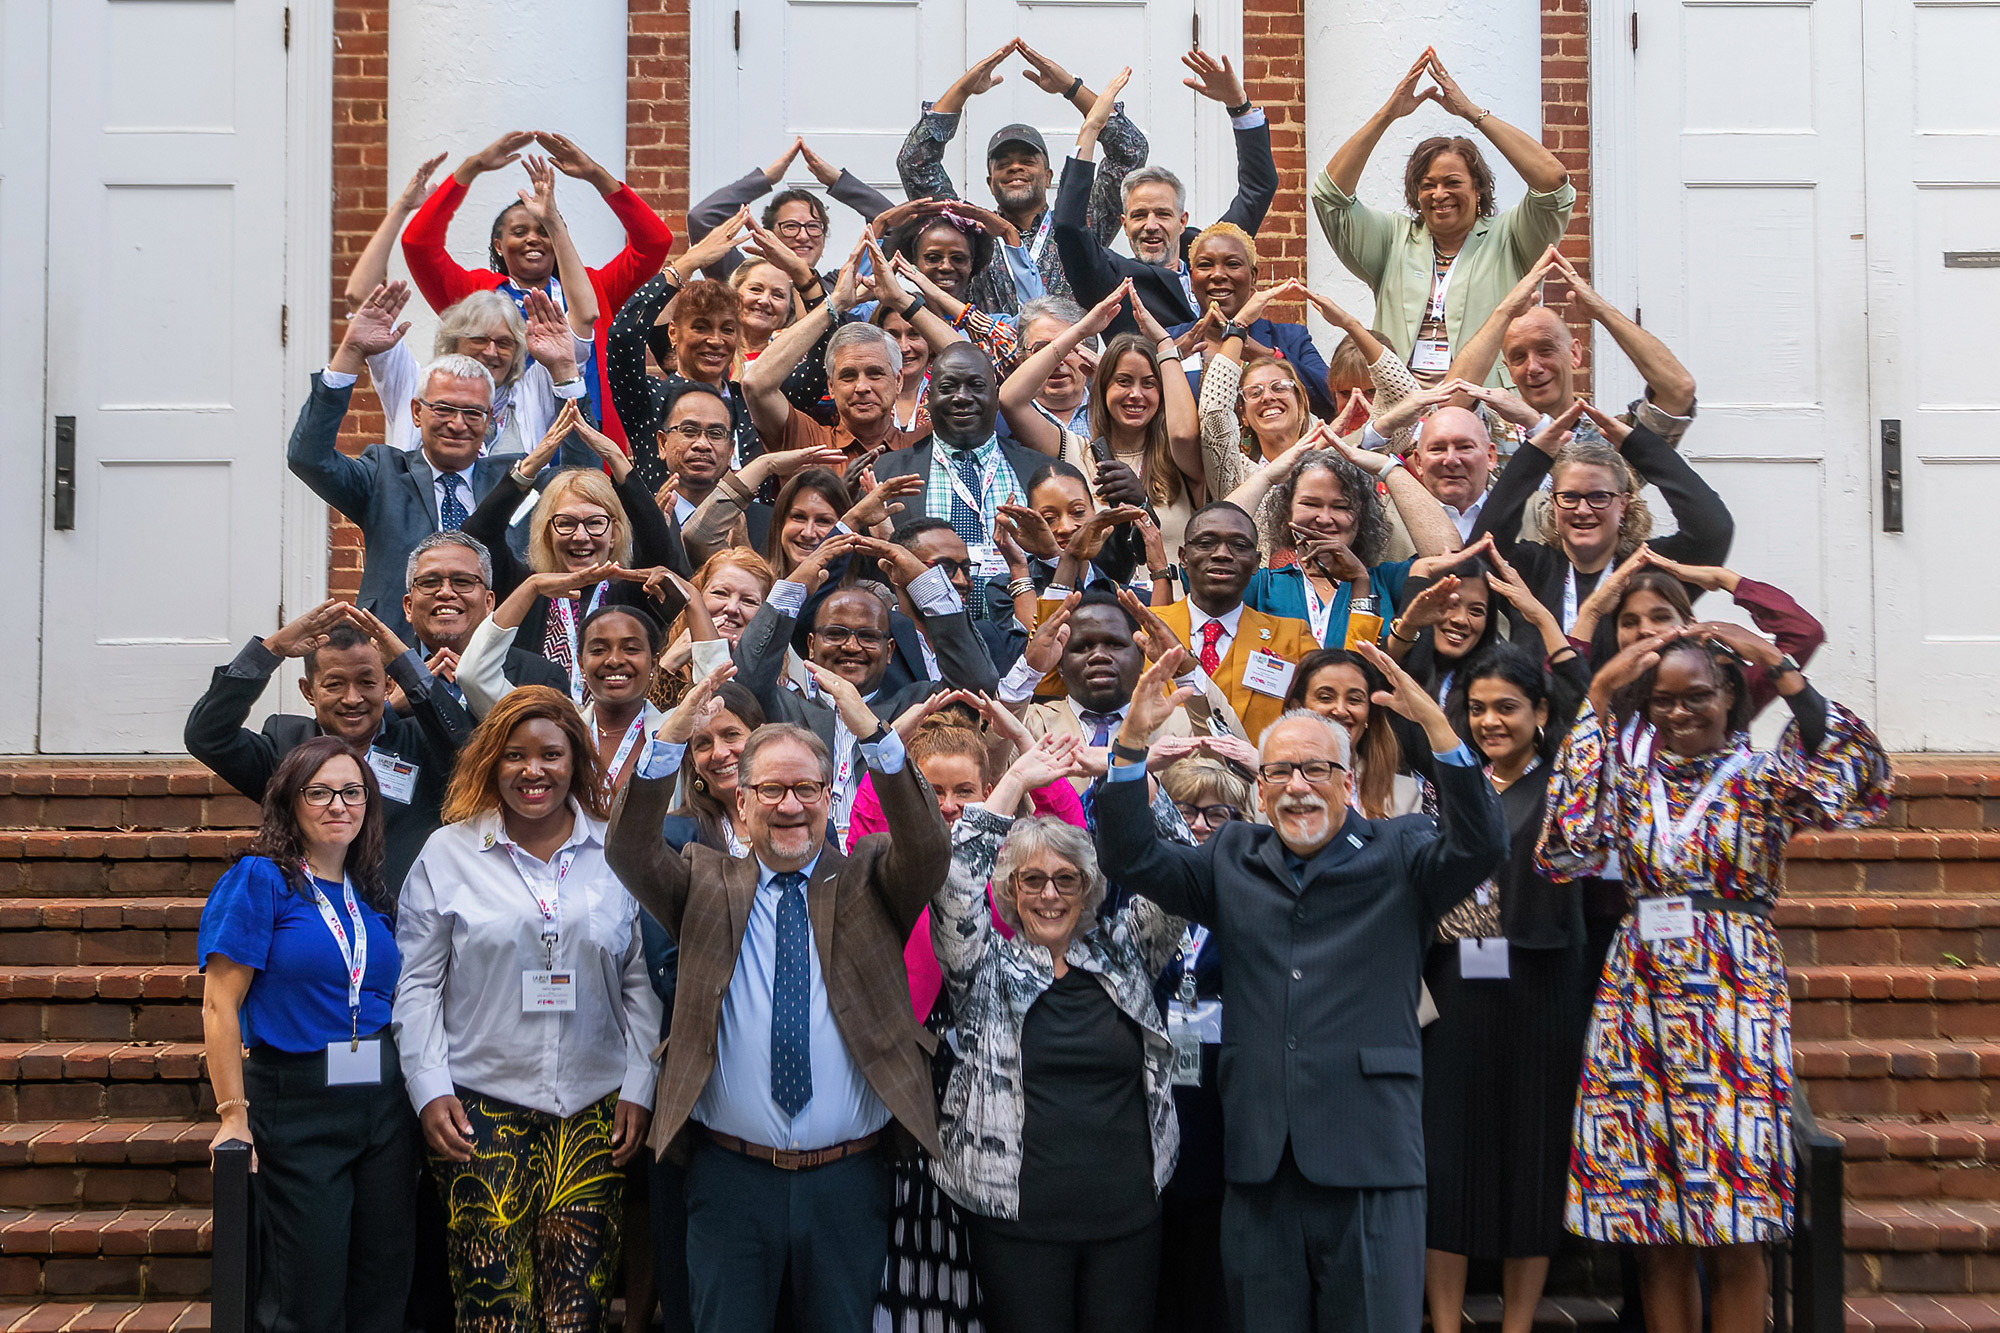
[437,473,469,531]
[947,449,988,547]
[1080,711,1118,748]
[770,871,813,1118]
[1199,619,1225,676]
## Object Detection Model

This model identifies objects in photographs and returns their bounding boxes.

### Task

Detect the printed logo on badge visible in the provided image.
[1242,650,1296,699]
[366,750,417,805]
[522,970,578,1012]
[1637,896,1697,943]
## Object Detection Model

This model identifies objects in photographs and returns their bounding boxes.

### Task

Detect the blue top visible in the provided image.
[197,855,400,1054]
[1244,559,1414,648]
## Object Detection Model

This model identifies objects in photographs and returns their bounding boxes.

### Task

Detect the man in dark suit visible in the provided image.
[894,517,1025,675]
[1095,643,1507,1333]
[1053,50,1278,336]
[289,280,585,645]
[184,600,473,889]
[871,342,1047,551]
[399,531,567,706]
[605,700,952,1333]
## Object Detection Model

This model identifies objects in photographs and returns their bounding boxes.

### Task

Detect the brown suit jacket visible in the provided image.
[1152,600,1317,746]
[605,754,952,1160]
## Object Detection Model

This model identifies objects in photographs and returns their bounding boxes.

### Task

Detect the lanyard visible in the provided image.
[1424,246,1458,324]
[830,716,859,844]
[594,708,648,795]
[1026,208,1055,269]
[1299,574,1341,645]
[505,843,579,968]
[1562,565,1581,632]
[943,446,1018,524]
[548,582,611,705]
[1174,925,1210,1007]
[307,874,368,1048]
[1648,751,1753,876]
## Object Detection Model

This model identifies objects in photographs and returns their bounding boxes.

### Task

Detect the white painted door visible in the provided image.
[1862,0,2000,749]
[1603,0,1877,735]
[0,0,51,753]
[693,1,1242,266]
[39,0,291,752]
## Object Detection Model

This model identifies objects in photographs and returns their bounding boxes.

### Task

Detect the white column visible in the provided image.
[385,0,630,351]
[1302,7,1545,338]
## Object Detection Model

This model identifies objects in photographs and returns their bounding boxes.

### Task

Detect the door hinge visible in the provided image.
[1630,12,1639,50]
[280,303,289,347]
[1192,10,1201,47]
[1633,305,1642,328]
[283,6,291,50]
[733,10,741,51]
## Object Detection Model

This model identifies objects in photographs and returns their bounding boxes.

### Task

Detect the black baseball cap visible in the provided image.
[987,123,1048,163]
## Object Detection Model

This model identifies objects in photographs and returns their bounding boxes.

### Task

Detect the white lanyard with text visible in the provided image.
[1425,247,1458,324]
[944,448,1019,524]
[595,709,648,795]
[308,874,368,1048]
[1562,565,1581,632]
[548,582,611,704]
[1299,575,1339,646]
[1168,924,1220,1083]
[1026,208,1056,269]
[509,842,582,1012]
[1648,751,1753,876]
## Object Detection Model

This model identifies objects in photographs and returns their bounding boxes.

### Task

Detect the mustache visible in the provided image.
[1273,795,1329,817]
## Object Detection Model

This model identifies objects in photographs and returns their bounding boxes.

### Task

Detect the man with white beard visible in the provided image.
[1092,641,1506,1333]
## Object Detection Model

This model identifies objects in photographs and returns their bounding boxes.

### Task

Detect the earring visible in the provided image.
[692,774,707,793]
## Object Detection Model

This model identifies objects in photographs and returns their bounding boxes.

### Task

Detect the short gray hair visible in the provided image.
[1120,164,1187,214]
[1016,295,1085,333]
[404,530,494,590]
[827,322,902,379]
[991,816,1107,934]
[1257,709,1353,768]
[435,291,526,389]
[739,723,834,788]
[419,353,495,403]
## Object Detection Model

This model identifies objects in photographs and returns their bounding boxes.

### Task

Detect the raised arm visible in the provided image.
[999,281,1127,456]
[1184,50,1275,235]
[1126,292,1203,490]
[533,131,677,311]
[898,43,1015,202]
[403,132,538,311]
[185,603,352,799]
[1323,52,1432,197]
[518,155,598,338]
[1589,407,1733,569]
[344,153,445,313]
[801,141,898,224]
[293,283,412,521]
[1422,53,1567,193]
[608,664,740,936]
[1553,252,1696,417]
[1471,400,1578,560]
[1338,436,1461,557]
[1443,246,1559,389]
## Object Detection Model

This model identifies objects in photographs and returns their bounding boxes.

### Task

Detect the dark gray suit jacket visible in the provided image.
[869,436,1053,529]
[685,166,895,283]
[1094,759,1507,1190]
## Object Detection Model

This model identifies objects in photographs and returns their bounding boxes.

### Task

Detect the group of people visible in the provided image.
[190,45,1890,1333]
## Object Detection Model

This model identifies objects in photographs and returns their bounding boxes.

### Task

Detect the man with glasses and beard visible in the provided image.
[1093,642,1506,1333]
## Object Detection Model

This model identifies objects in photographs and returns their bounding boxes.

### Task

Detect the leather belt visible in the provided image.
[1683,895,1773,919]
[701,1126,883,1171]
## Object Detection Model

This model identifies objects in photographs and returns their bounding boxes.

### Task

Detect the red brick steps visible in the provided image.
[0,1210,209,1302]
[0,1303,209,1333]
[0,904,202,969]
[0,968,206,1043]
[1845,1294,2000,1330]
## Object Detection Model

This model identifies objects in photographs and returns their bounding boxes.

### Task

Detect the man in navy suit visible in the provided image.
[1095,644,1507,1333]
[289,280,583,645]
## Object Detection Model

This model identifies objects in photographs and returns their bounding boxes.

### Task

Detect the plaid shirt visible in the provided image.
[924,436,1027,545]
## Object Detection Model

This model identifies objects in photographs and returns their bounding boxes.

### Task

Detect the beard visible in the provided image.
[1272,795,1334,853]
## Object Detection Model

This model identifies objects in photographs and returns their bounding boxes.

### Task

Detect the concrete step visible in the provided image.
[0,1303,210,1333]
[1794,967,2000,1042]
[1799,1041,2000,1117]
[0,971,203,1046]
[0,1045,209,1125]
[1778,899,2000,968]
[0,903,203,970]
[0,1211,209,1302]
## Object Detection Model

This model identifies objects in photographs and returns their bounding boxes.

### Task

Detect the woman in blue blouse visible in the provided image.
[199,735,417,1333]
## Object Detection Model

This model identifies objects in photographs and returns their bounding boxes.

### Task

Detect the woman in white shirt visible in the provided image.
[392,685,661,1333]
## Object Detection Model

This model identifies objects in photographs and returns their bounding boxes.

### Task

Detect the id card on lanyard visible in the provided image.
[1168,925,1221,1086]
[548,582,611,706]
[309,875,382,1084]
[1636,749,1752,943]
[595,709,648,796]
[507,844,580,1012]
[1410,250,1458,374]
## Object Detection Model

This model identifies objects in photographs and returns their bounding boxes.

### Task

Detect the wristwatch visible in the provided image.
[1225,100,1254,118]
[1111,741,1149,764]
[1219,321,1248,344]
[1772,653,1803,678]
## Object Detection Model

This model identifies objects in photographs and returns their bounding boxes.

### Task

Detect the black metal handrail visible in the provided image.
[210,1140,253,1333]
[1771,1085,1844,1333]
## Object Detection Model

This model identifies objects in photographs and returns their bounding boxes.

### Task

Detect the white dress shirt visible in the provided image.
[1440,490,1490,542]
[393,803,661,1118]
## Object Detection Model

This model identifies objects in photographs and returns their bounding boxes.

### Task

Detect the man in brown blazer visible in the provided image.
[606,688,951,1333]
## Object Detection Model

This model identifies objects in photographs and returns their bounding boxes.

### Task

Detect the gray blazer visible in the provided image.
[686,167,895,283]
[1093,759,1507,1190]
[286,373,583,644]
[869,437,1054,528]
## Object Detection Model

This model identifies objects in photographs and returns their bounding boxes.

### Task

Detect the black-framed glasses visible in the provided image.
[1175,801,1243,829]
[1014,869,1085,897]
[1186,533,1257,555]
[550,514,613,537]
[1647,687,1721,717]
[1256,760,1346,785]
[1552,489,1619,512]
[811,625,889,650]
[418,399,492,426]
[301,784,369,808]
[668,421,733,442]
[926,556,971,579]
[750,779,828,806]
[774,219,826,239]
[410,573,487,594]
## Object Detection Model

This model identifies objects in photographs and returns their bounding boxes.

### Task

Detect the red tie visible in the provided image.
[1199,619,1224,676]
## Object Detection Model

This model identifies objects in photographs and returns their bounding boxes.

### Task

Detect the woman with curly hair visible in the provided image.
[199,735,417,1333]
[1471,400,1734,649]
[392,687,661,1333]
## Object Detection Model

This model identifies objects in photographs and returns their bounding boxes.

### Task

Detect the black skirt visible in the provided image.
[1421,937,1592,1258]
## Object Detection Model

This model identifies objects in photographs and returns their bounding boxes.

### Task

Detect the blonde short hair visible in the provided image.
[527,468,633,573]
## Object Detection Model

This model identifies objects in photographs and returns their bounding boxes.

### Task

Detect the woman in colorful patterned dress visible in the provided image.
[1538,624,1889,1333]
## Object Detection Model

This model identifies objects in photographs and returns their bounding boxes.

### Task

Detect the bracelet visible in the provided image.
[1066,75,1084,100]
[1008,577,1036,600]
[216,1098,249,1115]
[1149,567,1172,582]
[1773,653,1803,677]
[1388,619,1419,645]
[903,292,929,321]
[1471,108,1491,129]
[1225,100,1254,118]
[662,264,684,288]
[1111,741,1149,763]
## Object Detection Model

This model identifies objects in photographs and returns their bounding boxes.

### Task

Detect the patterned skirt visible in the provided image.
[875,996,983,1333]
[1566,909,1794,1246]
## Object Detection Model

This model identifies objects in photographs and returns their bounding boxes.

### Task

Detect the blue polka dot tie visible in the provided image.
[437,472,469,532]
[770,871,812,1118]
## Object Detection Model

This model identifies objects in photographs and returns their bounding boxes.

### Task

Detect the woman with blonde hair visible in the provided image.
[393,686,661,1333]
[1473,400,1733,649]
[461,402,687,699]
[651,546,781,709]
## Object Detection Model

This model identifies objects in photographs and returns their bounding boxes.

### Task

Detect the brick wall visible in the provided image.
[321,0,1585,589]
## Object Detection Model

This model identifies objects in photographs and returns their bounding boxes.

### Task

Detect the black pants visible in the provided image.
[967,1216,1160,1333]
[1156,1191,1226,1333]
[243,1033,419,1333]
[649,1150,695,1333]
[682,1136,892,1333]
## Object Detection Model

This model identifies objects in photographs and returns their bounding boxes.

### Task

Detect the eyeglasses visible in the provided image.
[668,421,733,443]
[926,556,971,579]
[549,515,613,537]
[1241,382,1296,402]
[750,779,828,806]
[1647,687,1720,716]
[410,573,487,594]
[456,334,513,352]
[418,399,492,426]
[774,219,826,239]
[1256,760,1346,785]
[1175,802,1243,829]
[1552,490,1619,512]
[1186,533,1258,556]
[1014,869,1086,897]
[811,625,889,650]
[301,784,369,808]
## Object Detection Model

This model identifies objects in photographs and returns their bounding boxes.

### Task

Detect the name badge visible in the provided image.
[1168,997,1224,1044]
[1169,1026,1203,1087]
[325,1038,383,1086]
[969,543,1009,579]
[366,750,417,805]
[1458,937,1511,979]
[1242,650,1297,699]
[522,970,578,1012]
[1637,896,1697,943]
[1410,338,1452,373]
